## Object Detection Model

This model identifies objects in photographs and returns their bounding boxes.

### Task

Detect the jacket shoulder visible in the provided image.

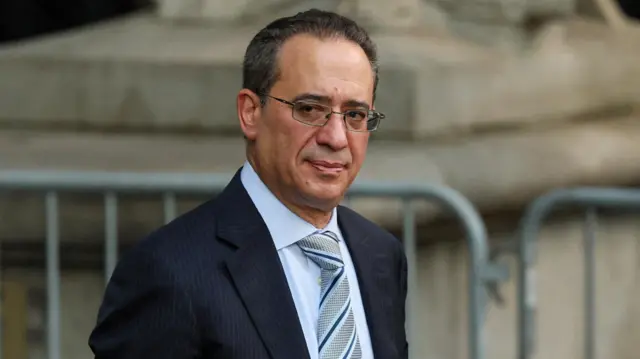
[338,205,403,250]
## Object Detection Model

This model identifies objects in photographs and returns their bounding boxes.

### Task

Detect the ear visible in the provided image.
[237,89,262,141]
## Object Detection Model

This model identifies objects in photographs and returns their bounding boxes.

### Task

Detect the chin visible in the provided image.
[302,180,347,209]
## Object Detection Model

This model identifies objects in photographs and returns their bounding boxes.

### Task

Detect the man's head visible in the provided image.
[236,9,381,226]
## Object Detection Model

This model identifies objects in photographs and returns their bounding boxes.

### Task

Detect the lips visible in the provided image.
[308,160,346,174]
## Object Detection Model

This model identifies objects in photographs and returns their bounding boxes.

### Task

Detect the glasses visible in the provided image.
[264,95,384,132]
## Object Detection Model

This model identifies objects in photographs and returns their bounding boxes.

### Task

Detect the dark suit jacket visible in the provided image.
[89,169,408,359]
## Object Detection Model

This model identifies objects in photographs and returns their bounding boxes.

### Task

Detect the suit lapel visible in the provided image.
[338,206,397,359]
[216,170,310,359]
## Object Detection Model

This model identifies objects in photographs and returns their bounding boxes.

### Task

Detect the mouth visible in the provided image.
[307,160,346,175]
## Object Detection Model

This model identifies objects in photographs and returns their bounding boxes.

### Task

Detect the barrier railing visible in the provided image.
[0,170,508,359]
[517,187,640,359]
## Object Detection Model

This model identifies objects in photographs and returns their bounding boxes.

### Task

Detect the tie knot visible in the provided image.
[297,231,343,270]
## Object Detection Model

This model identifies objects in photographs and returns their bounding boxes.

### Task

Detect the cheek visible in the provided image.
[262,117,293,159]
[349,134,369,167]
[274,131,308,180]
[289,129,319,163]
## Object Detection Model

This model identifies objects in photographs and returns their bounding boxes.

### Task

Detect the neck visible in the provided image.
[247,156,335,229]
[294,205,333,229]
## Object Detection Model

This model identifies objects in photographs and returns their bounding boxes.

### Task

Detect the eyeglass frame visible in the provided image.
[260,94,385,132]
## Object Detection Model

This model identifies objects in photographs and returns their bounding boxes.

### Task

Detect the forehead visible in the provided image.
[273,34,375,104]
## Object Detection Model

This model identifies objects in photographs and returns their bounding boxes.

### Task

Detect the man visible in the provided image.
[89,8,408,359]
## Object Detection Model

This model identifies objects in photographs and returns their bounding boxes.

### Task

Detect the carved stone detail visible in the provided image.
[157,0,449,32]
[433,0,577,24]
[336,0,449,32]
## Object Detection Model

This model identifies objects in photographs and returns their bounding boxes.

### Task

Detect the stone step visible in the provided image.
[5,12,640,140]
[2,115,640,243]
[0,11,493,140]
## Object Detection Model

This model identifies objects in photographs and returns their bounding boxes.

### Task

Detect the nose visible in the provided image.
[315,113,349,151]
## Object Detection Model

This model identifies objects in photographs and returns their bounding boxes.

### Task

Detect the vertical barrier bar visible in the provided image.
[518,229,537,359]
[469,231,487,359]
[163,192,177,224]
[104,193,118,284]
[583,208,597,359]
[45,192,61,359]
[401,199,418,359]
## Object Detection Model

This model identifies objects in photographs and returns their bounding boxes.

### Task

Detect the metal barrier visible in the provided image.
[0,170,508,359]
[517,187,640,359]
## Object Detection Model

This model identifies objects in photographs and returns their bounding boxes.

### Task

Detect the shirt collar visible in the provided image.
[240,161,340,250]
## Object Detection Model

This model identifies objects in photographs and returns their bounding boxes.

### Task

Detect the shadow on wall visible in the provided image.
[618,0,640,19]
[0,0,154,43]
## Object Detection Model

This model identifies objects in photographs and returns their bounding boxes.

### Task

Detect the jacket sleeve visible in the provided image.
[88,246,200,359]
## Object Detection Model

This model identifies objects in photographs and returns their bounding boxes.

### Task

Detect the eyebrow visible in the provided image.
[291,92,371,110]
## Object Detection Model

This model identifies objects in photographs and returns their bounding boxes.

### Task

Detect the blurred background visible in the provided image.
[2,0,640,358]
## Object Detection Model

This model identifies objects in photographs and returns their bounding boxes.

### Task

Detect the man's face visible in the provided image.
[243,34,374,213]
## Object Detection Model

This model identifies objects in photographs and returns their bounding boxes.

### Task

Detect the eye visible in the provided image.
[345,110,367,121]
[296,102,325,113]
[299,105,314,113]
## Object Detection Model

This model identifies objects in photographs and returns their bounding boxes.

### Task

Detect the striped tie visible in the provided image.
[298,231,362,359]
